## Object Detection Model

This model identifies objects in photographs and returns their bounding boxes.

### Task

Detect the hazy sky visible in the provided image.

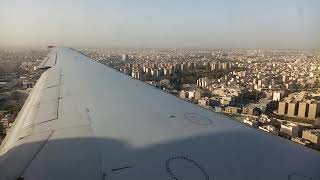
[0,0,319,48]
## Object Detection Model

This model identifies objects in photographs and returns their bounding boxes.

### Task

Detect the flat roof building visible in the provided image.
[307,102,318,120]
[280,122,300,137]
[278,101,287,115]
[277,98,319,121]
[302,129,320,145]
[287,102,298,117]
[298,102,307,118]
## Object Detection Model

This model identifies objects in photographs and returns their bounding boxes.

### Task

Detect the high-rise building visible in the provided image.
[278,102,287,115]
[258,80,262,87]
[282,75,286,82]
[209,62,216,71]
[221,62,227,69]
[287,102,298,117]
[180,63,186,71]
[196,77,210,88]
[277,97,319,121]
[131,67,142,80]
[298,102,307,118]
[163,68,168,75]
[273,91,281,101]
[308,102,318,120]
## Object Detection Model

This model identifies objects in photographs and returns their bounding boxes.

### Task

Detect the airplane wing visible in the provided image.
[0,48,319,180]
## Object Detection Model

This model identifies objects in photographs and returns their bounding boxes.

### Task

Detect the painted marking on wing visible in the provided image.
[184,113,213,126]
[166,156,209,180]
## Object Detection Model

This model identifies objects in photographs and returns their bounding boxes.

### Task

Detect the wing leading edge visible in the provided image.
[0,48,319,180]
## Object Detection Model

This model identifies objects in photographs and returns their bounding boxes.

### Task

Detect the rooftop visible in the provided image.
[304,129,320,136]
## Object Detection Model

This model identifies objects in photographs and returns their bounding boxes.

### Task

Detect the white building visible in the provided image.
[302,129,320,145]
[243,118,258,128]
[198,98,209,107]
[259,125,279,135]
[179,90,186,99]
[188,91,195,99]
[280,122,300,137]
[273,91,281,101]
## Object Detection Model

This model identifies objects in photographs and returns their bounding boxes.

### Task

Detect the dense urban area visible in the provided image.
[0,47,320,151]
[0,48,46,142]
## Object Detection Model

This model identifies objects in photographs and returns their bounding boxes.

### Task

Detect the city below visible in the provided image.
[0,47,320,151]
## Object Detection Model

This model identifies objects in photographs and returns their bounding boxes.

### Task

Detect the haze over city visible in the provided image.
[0,0,319,48]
